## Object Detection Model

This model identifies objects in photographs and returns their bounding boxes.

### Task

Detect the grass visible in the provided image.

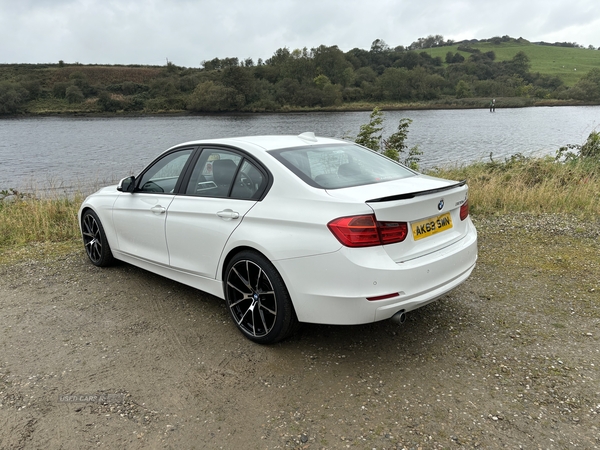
[0,155,598,260]
[0,191,83,258]
[427,156,600,217]
[27,97,99,114]
[423,41,600,86]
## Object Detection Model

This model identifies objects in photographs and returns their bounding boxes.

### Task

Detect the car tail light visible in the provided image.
[327,214,408,248]
[460,200,469,221]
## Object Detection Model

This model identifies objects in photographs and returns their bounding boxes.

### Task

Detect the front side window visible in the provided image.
[271,143,415,189]
[137,149,193,193]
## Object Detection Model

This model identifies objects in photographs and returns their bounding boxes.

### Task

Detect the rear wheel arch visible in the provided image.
[222,248,298,344]
[221,246,262,283]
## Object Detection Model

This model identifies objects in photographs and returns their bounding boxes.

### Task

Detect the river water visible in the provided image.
[1,106,598,193]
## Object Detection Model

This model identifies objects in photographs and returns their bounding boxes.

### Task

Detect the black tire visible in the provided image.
[81,209,115,267]
[224,250,298,344]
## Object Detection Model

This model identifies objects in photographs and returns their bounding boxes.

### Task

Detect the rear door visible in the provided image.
[165,148,269,279]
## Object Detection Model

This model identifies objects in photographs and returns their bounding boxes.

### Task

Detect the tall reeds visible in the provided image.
[0,190,82,249]
[428,155,599,217]
[0,154,598,254]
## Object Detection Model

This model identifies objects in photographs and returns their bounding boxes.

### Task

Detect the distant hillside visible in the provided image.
[422,39,600,87]
[1,36,599,115]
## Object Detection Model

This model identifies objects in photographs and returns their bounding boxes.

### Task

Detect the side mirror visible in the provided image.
[117,176,136,193]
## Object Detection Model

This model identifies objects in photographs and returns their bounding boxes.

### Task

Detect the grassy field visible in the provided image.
[429,157,600,217]
[1,153,598,263]
[423,41,600,86]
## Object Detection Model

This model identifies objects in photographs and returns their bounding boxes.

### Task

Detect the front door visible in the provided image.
[112,148,193,265]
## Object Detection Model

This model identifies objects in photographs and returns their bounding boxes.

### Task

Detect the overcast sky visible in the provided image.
[1,0,598,67]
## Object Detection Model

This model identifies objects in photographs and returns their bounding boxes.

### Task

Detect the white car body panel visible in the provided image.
[273,219,477,324]
[112,193,175,265]
[79,133,478,330]
[166,195,257,278]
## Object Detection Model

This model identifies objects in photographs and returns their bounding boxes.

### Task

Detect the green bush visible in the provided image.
[556,130,600,164]
[187,81,239,112]
[144,96,186,112]
[65,85,84,104]
[53,82,71,99]
[97,91,123,112]
[354,107,421,169]
[0,82,29,114]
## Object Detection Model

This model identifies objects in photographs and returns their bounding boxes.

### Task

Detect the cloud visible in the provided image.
[0,0,598,66]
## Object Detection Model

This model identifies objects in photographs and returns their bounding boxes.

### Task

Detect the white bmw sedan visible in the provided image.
[79,133,477,344]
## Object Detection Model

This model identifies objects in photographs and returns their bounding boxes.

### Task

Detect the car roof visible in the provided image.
[171,132,346,152]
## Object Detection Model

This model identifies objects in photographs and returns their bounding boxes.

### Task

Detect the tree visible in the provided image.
[311,44,352,85]
[187,81,239,111]
[53,82,71,99]
[69,71,94,97]
[570,68,600,101]
[274,78,301,105]
[382,118,422,169]
[97,91,122,112]
[446,52,465,64]
[354,107,422,169]
[377,68,411,101]
[201,57,239,71]
[355,107,383,151]
[370,39,390,53]
[353,67,377,86]
[65,85,84,103]
[0,82,28,114]
[320,82,342,107]
[508,51,531,76]
[149,78,179,97]
[455,80,472,98]
[222,66,255,105]
[20,79,42,99]
[409,35,447,50]
[556,130,600,163]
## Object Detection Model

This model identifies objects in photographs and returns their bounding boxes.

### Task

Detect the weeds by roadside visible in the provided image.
[428,132,599,217]
[1,132,598,258]
[0,189,82,250]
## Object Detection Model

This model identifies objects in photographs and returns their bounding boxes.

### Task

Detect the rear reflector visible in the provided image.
[367,293,400,301]
[328,214,408,248]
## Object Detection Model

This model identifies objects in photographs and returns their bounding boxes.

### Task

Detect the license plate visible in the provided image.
[412,212,453,241]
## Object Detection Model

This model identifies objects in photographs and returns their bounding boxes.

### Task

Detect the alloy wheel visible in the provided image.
[226,259,277,338]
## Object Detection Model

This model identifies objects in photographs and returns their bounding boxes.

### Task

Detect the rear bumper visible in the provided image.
[274,220,477,325]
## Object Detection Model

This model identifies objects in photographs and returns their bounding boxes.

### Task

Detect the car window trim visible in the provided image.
[269,143,416,190]
[178,145,273,201]
[133,146,198,195]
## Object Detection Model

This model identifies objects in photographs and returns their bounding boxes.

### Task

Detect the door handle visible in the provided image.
[217,209,240,220]
[151,205,166,214]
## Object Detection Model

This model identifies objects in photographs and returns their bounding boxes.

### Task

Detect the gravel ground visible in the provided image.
[0,213,599,449]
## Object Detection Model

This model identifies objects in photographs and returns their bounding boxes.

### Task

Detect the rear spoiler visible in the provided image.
[367,180,467,203]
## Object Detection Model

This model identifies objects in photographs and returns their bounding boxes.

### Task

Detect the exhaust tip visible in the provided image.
[391,311,406,325]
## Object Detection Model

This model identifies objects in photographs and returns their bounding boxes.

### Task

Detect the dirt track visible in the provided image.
[1,214,599,449]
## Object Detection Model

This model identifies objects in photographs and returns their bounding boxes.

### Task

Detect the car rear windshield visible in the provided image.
[270,143,416,189]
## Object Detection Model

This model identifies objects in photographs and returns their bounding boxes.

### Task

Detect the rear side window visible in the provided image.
[271,143,415,189]
[185,148,268,200]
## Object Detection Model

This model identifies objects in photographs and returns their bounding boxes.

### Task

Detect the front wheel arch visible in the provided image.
[80,207,115,267]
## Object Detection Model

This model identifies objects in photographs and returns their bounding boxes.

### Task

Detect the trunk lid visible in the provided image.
[326,175,470,262]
